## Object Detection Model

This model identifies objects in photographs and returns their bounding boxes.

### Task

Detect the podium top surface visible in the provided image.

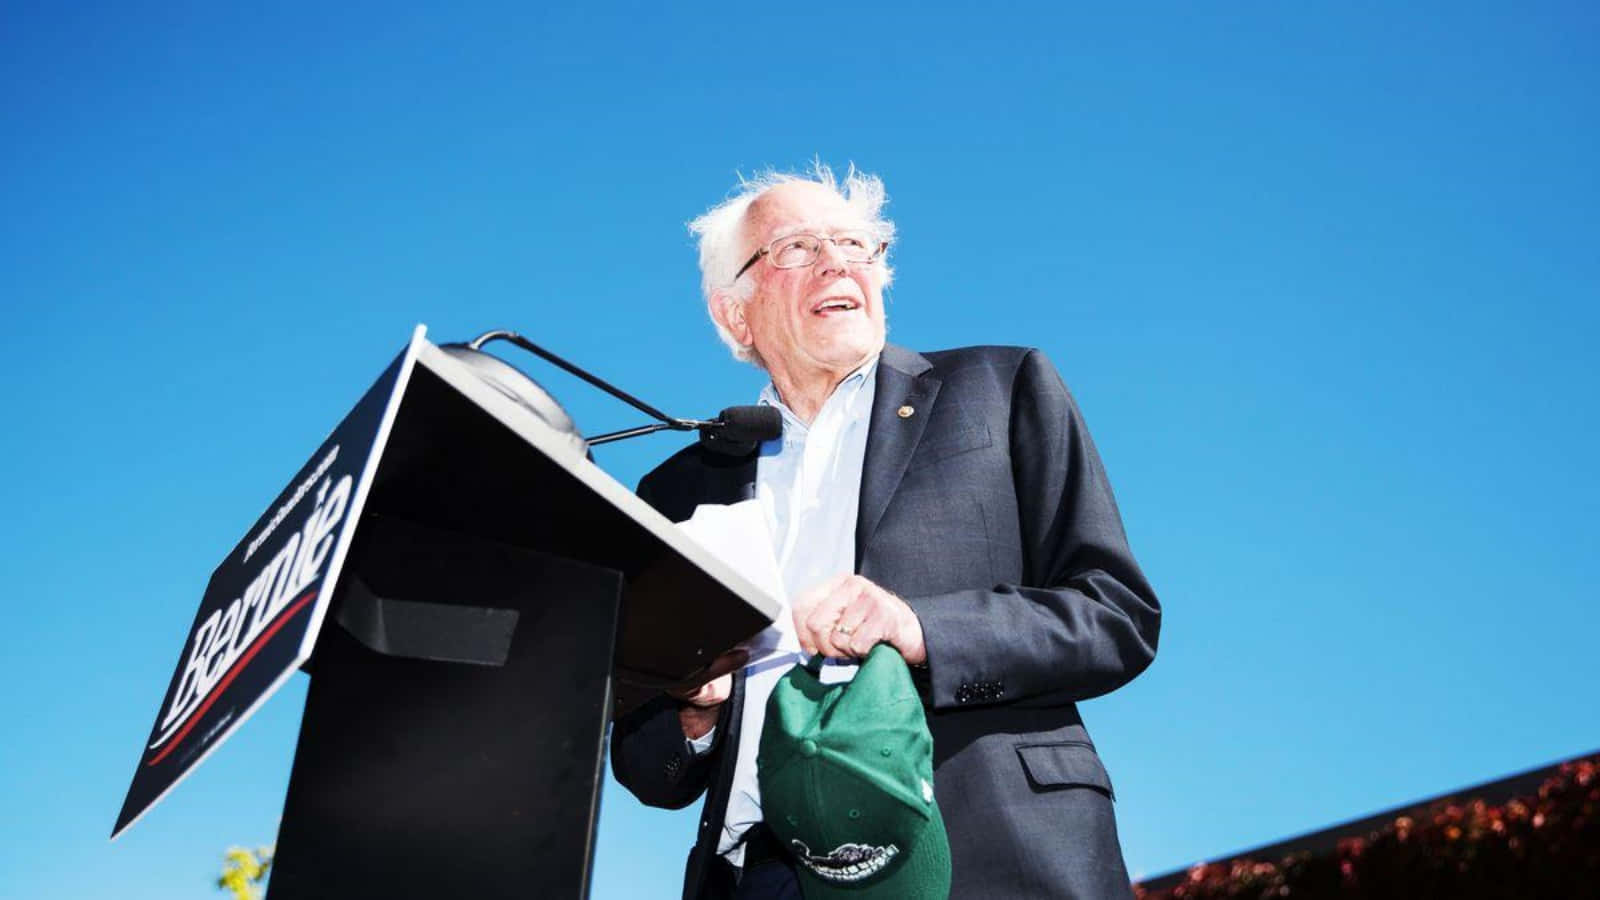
[409,336,780,625]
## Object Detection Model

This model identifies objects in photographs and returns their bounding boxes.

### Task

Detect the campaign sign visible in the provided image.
[112,327,426,838]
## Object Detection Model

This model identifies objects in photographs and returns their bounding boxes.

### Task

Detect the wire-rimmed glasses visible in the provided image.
[732,231,888,282]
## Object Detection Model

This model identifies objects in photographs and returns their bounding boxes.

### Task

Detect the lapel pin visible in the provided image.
[897,404,915,419]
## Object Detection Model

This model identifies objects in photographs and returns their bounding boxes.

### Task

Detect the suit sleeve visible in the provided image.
[607,472,727,809]
[609,693,727,809]
[910,349,1161,710]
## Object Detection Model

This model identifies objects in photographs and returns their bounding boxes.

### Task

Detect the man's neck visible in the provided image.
[767,356,875,425]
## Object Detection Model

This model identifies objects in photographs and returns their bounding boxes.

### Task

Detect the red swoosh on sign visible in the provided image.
[146,589,318,767]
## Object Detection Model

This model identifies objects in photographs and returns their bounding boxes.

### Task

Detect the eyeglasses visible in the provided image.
[732,231,888,282]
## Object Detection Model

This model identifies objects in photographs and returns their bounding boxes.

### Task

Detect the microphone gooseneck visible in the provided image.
[466,330,682,427]
[455,330,781,453]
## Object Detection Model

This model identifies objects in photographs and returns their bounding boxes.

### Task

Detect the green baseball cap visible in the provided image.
[757,644,951,899]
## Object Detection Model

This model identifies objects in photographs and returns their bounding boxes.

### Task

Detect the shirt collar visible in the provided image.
[758,355,880,435]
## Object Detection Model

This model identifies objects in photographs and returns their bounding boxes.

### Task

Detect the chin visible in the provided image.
[817,335,884,370]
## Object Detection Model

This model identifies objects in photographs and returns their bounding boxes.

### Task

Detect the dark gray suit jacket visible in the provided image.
[611,344,1161,899]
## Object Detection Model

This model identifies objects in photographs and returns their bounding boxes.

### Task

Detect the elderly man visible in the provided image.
[611,165,1160,900]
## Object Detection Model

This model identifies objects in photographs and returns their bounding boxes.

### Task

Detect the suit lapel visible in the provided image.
[856,344,940,567]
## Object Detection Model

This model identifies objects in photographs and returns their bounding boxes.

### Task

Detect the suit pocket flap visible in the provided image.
[1016,743,1114,797]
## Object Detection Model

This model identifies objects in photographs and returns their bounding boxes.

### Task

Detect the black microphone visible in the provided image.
[697,406,783,456]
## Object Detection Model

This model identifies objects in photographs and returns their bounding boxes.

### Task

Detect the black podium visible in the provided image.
[113,326,776,899]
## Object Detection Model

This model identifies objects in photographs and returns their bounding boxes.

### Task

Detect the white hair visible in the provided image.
[688,161,896,364]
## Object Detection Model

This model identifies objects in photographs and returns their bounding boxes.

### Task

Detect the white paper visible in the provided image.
[677,501,799,668]
[676,501,857,683]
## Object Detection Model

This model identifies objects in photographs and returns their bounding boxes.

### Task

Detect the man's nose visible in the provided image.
[814,238,849,277]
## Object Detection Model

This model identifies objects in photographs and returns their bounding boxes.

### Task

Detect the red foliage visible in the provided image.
[1134,756,1600,899]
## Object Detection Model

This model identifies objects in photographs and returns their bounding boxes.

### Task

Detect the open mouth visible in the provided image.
[812,297,861,315]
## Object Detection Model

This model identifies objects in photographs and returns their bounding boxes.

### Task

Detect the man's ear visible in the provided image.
[709,288,753,348]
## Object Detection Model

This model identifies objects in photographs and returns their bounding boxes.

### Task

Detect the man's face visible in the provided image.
[718,182,888,382]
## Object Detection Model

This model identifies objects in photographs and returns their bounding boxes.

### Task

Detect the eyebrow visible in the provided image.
[763,222,870,241]
[765,223,817,240]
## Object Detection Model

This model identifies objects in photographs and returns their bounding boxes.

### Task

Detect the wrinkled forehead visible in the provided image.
[743,182,868,243]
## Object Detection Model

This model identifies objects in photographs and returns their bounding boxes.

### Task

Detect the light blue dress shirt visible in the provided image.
[691,355,879,864]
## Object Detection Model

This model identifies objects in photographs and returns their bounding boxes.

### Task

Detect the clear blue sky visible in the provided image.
[3,3,1596,897]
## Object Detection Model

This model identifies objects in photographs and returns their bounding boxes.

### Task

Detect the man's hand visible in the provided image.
[671,674,730,740]
[791,574,927,665]
[667,649,746,741]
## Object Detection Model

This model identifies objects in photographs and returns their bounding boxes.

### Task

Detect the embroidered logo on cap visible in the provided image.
[791,840,901,883]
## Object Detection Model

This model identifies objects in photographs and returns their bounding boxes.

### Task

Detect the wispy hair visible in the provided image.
[687,161,896,364]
